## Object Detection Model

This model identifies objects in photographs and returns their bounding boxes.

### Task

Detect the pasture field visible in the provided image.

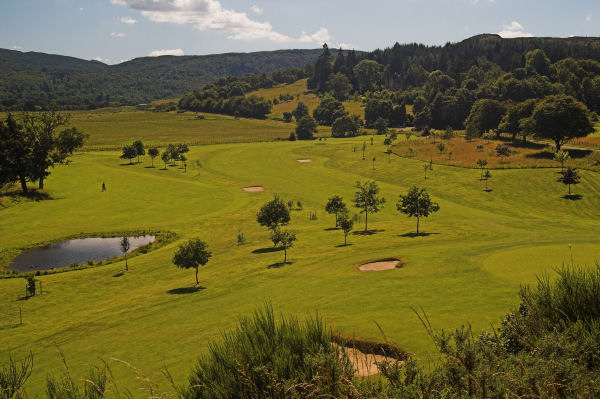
[2,132,600,396]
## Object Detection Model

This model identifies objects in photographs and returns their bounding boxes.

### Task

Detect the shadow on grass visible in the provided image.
[144,166,156,169]
[562,194,583,200]
[119,162,138,166]
[0,323,22,331]
[324,227,339,231]
[0,189,52,206]
[267,261,294,269]
[252,247,284,254]
[526,148,591,160]
[398,232,439,238]
[352,229,385,236]
[334,243,354,248]
[167,286,205,295]
[483,188,493,192]
[113,271,125,278]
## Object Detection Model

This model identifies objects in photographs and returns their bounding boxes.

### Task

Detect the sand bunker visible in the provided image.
[296,158,313,163]
[334,344,401,376]
[359,259,403,272]
[243,186,264,192]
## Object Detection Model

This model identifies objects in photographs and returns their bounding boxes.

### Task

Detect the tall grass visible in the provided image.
[185,304,355,399]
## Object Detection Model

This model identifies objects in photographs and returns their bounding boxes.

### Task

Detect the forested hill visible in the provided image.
[371,34,600,90]
[0,48,327,110]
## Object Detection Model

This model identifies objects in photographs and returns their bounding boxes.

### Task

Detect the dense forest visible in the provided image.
[0,48,327,110]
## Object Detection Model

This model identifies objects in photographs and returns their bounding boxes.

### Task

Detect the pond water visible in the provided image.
[8,235,155,273]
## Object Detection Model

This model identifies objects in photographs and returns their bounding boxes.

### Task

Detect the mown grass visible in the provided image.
[1,135,600,397]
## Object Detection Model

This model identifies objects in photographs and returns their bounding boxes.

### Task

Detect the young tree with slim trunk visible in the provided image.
[338,212,354,246]
[172,238,212,285]
[477,159,488,179]
[483,169,492,191]
[271,229,296,263]
[120,145,137,165]
[133,140,145,163]
[553,150,570,171]
[353,181,385,232]
[161,151,170,169]
[557,167,580,195]
[148,147,159,167]
[325,195,347,227]
[120,237,130,271]
[397,186,440,235]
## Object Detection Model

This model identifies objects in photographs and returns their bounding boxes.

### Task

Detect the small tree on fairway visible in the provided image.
[325,195,347,227]
[338,212,354,246]
[172,238,211,285]
[397,186,440,235]
[272,229,296,263]
[148,147,159,167]
[161,151,170,169]
[477,159,488,179]
[353,181,385,231]
[483,169,492,191]
[372,156,376,170]
[120,237,130,271]
[558,167,580,195]
[553,150,570,171]
[257,194,291,232]
[437,142,446,155]
[133,140,145,163]
[120,145,137,164]
[362,141,366,160]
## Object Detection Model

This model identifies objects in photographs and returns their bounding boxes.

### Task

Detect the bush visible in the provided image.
[184,304,355,399]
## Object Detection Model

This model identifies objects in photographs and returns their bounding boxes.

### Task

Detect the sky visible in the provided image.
[1,0,598,64]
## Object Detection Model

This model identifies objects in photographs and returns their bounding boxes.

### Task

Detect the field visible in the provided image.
[2,126,600,396]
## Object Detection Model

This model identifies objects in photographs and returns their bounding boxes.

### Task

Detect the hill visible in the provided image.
[0,48,327,110]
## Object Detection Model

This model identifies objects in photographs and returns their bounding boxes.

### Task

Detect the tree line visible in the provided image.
[0,112,86,192]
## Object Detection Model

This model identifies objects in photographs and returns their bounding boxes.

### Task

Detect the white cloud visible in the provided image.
[120,16,138,24]
[111,32,127,37]
[148,48,184,56]
[110,0,328,43]
[586,14,592,22]
[298,27,331,43]
[12,45,22,50]
[250,5,262,15]
[94,57,109,63]
[78,7,84,12]
[498,21,533,38]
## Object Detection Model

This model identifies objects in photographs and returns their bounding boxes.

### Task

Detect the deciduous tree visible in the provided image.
[257,194,291,232]
[397,186,440,235]
[172,238,212,285]
[353,181,385,231]
[325,195,347,227]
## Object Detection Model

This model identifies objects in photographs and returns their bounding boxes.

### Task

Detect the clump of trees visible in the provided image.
[0,112,87,192]
[179,93,272,119]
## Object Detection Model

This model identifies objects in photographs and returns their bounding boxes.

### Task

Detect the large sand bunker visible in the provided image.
[334,344,402,376]
[243,186,264,192]
[359,258,403,272]
[296,158,313,163]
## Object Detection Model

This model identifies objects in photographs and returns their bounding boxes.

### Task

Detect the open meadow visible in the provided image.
[2,125,600,395]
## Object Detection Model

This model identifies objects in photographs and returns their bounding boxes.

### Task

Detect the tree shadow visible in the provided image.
[352,229,385,236]
[483,188,493,192]
[119,162,137,166]
[252,246,284,254]
[112,271,125,278]
[526,148,591,160]
[398,232,439,238]
[267,261,294,269]
[334,243,354,248]
[324,227,339,231]
[144,166,155,169]
[0,189,53,206]
[166,286,205,295]
[562,194,583,201]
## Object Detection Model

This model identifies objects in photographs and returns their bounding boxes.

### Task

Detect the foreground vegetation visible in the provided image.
[4,266,600,398]
[2,134,600,396]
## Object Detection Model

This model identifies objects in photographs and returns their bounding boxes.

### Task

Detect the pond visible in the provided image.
[8,235,156,273]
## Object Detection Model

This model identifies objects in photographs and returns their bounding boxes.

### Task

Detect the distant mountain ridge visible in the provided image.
[0,48,328,110]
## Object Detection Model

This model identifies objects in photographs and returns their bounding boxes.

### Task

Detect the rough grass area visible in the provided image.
[392,135,600,171]
[2,136,600,396]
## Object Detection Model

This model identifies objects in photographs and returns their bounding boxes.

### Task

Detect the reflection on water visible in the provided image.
[9,235,155,273]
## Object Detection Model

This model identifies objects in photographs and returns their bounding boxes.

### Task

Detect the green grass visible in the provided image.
[2,135,600,397]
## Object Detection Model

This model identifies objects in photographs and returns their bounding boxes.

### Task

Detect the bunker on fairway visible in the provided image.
[243,186,265,192]
[296,158,313,163]
[8,235,155,273]
[358,258,403,272]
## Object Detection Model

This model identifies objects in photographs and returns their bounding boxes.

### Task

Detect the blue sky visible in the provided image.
[1,0,598,64]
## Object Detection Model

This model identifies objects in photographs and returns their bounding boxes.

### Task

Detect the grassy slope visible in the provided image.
[2,136,600,396]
